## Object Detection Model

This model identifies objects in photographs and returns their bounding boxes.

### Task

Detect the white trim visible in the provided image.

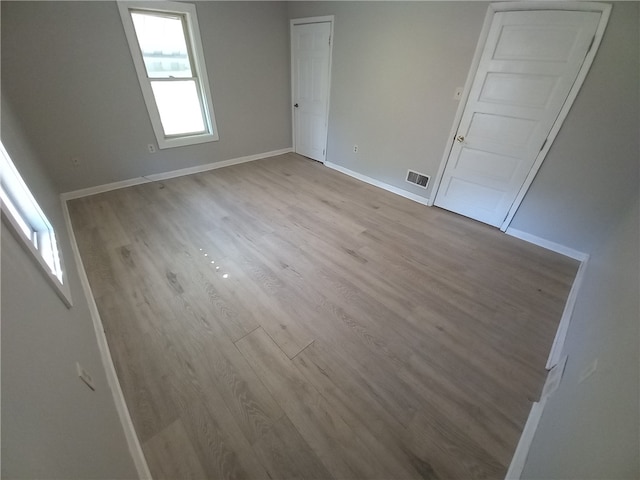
[61,148,292,201]
[505,399,547,480]
[291,14,335,26]
[290,16,335,163]
[491,1,611,15]
[545,257,589,369]
[506,232,591,478]
[61,199,152,480]
[505,228,589,262]
[325,161,430,206]
[540,355,568,400]
[431,1,612,231]
[118,1,219,150]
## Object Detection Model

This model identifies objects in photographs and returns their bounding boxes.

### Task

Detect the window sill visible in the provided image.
[157,131,220,150]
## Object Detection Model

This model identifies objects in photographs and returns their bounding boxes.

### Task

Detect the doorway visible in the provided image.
[290,16,334,163]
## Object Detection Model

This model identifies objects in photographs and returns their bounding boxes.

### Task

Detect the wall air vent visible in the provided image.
[406,170,430,189]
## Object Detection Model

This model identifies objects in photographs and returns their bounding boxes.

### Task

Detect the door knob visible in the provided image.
[456,135,465,143]
[294,103,299,108]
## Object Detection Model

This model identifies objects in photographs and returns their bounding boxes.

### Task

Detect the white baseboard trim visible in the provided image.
[505,228,589,262]
[324,161,430,206]
[505,227,591,368]
[505,399,547,480]
[61,147,293,201]
[61,199,152,479]
[545,256,589,369]
[502,229,591,368]
[506,241,590,478]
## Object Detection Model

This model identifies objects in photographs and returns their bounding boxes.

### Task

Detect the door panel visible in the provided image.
[456,149,519,183]
[480,73,559,108]
[467,114,538,150]
[435,10,601,227]
[292,22,331,162]
[494,25,582,61]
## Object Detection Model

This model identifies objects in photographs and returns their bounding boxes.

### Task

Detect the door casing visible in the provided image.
[429,1,611,231]
[290,15,335,163]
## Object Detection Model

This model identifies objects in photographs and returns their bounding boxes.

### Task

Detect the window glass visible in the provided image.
[131,12,193,78]
[0,188,33,240]
[151,80,206,135]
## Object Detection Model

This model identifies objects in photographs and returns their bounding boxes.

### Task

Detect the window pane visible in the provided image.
[151,80,206,135]
[37,230,59,277]
[0,188,34,241]
[131,12,192,78]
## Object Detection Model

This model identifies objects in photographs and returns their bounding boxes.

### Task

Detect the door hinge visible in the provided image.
[323,148,325,156]
[540,138,548,152]
[329,35,331,46]
[586,35,595,55]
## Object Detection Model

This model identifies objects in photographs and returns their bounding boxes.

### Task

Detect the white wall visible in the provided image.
[522,191,639,479]
[1,1,291,193]
[288,1,489,201]
[1,96,138,478]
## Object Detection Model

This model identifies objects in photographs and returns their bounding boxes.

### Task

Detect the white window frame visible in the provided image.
[118,1,219,149]
[0,142,72,307]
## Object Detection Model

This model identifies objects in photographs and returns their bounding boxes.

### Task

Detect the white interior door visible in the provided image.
[292,21,332,163]
[434,10,601,227]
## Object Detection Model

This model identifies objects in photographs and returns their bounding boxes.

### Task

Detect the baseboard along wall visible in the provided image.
[505,399,548,479]
[324,161,431,206]
[61,148,293,200]
[61,199,152,479]
[504,253,588,478]
[505,228,589,262]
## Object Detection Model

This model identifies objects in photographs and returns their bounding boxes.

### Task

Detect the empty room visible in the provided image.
[1,1,638,479]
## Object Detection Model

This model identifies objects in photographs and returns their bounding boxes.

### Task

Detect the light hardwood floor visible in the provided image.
[68,153,578,479]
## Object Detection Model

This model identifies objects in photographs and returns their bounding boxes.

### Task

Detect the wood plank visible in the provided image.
[165,294,284,444]
[405,409,505,479]
[142,419,208,480]
[96,291,179,443]
[293,340,439,479]
[251,415,333,480]
[236,327,401,479]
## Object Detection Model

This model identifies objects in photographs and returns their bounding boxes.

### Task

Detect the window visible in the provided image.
[118,1,219,149]
[0,142,72,307]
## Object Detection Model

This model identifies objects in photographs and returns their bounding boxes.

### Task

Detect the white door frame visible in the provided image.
[290,15,335,163]
[429,2,611,231]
